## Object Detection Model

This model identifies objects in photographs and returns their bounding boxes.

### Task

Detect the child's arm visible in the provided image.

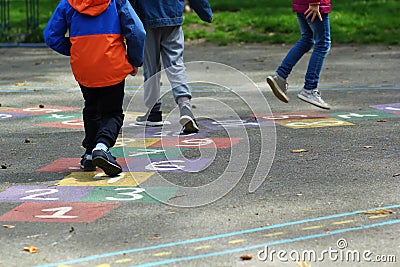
[43,1,71,56]
[116,0,146,68]
[188,0,213,23]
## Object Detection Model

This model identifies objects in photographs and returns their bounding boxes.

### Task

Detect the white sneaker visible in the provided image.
[266,74,289,103]
[297,88,331,110]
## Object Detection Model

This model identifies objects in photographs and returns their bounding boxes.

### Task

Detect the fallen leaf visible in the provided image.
[23,245,38,253]
[362,209,393,215]
[291,149,308,153]
[240,254,252,260]
[2,225,15,228]
[363,146,373,149]
[15,82,27,86]
[148,233,161,240]
[297,260,311,267]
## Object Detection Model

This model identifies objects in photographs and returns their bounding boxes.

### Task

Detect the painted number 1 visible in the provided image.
[35,207,78,219]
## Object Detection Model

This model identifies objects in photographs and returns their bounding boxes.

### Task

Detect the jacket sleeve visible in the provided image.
[116,0,146,67]
[43,1,71,56]
[188,0,213,23]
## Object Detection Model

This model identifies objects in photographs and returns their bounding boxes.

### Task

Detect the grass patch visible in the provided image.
[1,0,399,45]
[183,0,400,45]
[0,0,58,42]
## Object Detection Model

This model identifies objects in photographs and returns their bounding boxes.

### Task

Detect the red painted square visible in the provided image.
[252,111,330,121]
[149,137,242,149]
[36,158,129,172]
[36,119,84,129]
[0,202,121,223]
[8,106,79,115]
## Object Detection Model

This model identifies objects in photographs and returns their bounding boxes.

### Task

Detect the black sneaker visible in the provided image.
[92,148,122,177]
[135,110,163,126]
[179,105,199,134]
[80,155,96,171]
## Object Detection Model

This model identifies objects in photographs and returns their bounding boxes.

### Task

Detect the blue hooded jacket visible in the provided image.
[130,0,212,28]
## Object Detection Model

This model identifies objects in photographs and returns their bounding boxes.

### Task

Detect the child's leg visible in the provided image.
[160,26,198,133]
[95,80,125,149]
[277,13,314,79]
[160,26,192,103]
[80,84,101,155]
[304,14,331,90]
[143,27,162,112]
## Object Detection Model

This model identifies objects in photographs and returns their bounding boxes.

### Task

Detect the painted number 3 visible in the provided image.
[106,187,146,201]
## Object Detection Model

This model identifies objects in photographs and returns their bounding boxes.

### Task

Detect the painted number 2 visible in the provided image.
[20,188,59,201]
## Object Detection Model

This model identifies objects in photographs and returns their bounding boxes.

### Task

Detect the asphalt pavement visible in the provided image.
[0,44,399,267]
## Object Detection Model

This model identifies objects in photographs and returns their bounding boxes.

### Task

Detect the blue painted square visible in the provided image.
[198,117,274,130]
[370,103,400,114]
[0,112,32,120]
[0,185,93,202]
[123,158,212,172]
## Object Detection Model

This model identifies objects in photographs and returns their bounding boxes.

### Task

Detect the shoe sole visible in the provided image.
[80,165,97,172]
[179,115,199,133]
[266,76,289,103]
[92,156,122,177]
[135,121,164,127]
[297,94,331,110]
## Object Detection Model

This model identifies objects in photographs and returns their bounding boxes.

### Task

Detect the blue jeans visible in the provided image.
[277,13,331,90]
[142,26,192,111]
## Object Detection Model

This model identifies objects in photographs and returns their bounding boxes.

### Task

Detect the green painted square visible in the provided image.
[78,186,178,203]
[330,110,399,121]
[34,112,81,122]
[110,147,187,159]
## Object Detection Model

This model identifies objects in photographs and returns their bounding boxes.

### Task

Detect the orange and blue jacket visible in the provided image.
[43,0,146,88]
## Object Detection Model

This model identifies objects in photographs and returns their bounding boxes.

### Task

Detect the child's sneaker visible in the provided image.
[92,148,122,177]
[179,105,199,134]
[266,74,289,103]
[297,88,331,110]
[135,110,163,126]
[80,154,96,171]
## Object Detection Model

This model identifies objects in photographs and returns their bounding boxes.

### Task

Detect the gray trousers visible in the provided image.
[143,26,191,111]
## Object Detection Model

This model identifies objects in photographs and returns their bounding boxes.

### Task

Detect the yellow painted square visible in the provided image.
[114,137,160,148]
[56,172,154,186]
[277,118,354,129]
